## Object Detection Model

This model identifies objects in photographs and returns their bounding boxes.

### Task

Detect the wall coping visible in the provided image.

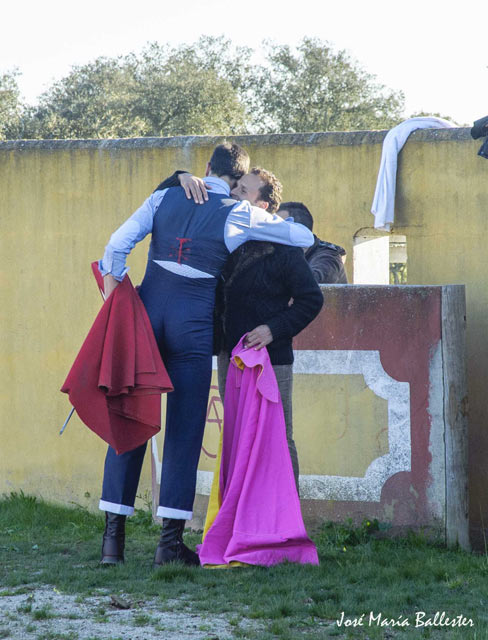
[0,127,472,151]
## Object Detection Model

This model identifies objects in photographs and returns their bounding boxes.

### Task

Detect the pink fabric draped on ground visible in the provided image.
[199,336,318,567]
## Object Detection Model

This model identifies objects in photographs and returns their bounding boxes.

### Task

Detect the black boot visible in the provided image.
[153,518,200,567]
[100,512,126,565]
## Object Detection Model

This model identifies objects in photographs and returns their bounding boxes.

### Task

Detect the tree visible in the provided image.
[408,111,463,126]
[26,37,251,139]
[0,69,25,140]
[17,36,408,139]
[248,38,405,133]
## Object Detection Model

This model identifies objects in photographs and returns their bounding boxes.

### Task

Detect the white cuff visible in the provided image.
[157,506,192,520]
[99,500,134,516]
[99,252,129,282]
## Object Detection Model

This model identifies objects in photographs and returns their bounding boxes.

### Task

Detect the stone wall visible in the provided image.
[0,129,484,546]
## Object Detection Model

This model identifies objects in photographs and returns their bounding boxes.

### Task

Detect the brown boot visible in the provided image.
[100,512,126,565]
[153,518,200,567]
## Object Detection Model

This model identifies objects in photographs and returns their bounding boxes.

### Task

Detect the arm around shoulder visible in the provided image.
[245,204,314,248]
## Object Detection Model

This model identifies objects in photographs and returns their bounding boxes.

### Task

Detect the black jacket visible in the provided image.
[154,170,188,192]
[220,241,323,365]
[305,236,348,284]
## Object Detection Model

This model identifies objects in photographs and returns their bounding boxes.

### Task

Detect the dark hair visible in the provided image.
[278,201,314,231]
[209,143,250,181]
[250,167,283,213]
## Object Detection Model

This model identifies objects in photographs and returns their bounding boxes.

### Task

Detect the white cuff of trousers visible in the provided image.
[157,506,192,520]
[99,500,134,516]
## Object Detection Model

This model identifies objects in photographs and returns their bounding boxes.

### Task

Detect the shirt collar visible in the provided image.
[203,176,231,196]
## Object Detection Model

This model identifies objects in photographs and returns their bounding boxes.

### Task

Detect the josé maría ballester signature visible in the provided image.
[336,611,474,628]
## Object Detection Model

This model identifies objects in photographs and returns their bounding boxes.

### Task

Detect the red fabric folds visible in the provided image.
[60,263,173,454]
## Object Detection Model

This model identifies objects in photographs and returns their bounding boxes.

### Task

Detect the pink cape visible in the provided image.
[60,263,173,454]
[199,337,319,567]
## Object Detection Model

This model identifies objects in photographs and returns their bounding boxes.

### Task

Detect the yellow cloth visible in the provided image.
[201,419,247,569]
[203,427,223,539]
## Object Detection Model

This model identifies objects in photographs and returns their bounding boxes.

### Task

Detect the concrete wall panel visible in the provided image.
[0,131,478,545]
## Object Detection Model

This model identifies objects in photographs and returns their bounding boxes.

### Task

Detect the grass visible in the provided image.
[1,492,488,639]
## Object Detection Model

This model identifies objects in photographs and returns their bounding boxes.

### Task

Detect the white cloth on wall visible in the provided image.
[371,117,456,231]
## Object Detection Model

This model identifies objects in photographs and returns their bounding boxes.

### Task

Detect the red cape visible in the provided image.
[61,263,173,454]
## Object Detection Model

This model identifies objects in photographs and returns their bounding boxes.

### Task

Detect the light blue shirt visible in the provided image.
[100,176,314,280]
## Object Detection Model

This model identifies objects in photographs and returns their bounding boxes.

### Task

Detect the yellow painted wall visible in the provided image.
[0,131,486,537]
[197,372,389,478]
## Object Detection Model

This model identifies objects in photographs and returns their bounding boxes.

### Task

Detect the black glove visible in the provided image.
[478,138,488,160]
[471,115,488,140]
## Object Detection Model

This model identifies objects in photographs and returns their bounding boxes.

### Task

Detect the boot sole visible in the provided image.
[100,557,124,566]
[153,558,200,569]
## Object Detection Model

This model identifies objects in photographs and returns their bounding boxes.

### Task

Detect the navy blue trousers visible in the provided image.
[101,265,215,518]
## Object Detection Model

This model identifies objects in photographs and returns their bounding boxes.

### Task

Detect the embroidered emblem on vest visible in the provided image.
[169,237,192,264]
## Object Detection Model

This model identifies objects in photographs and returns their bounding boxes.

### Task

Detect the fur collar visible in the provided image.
[224,241,275,290]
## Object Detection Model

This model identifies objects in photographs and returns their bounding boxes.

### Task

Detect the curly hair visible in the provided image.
[250,167,283,214]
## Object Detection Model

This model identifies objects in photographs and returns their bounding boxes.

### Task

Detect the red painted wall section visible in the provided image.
[295,286,442,531]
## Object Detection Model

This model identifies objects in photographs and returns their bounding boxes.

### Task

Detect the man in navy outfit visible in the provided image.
[98,143,314,566]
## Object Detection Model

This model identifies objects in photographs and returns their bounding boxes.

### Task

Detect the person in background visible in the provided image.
[277,202,348,284]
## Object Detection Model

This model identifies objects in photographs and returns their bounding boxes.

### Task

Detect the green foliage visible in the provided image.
[1,36,412,140]
[2,494,486,640]
[129,507,158,530]
[24,37,249,139]
[409,110,464,125]
[249,38,405,133]
[32,605,54,620]
[0,70,26,139]
[151,562,196,583]
[317,517,380,548]
[132,612,155,626]
[0,491,101,542]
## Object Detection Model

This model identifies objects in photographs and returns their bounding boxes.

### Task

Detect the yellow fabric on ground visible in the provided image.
[202,426,223,539]
[201,422,247,568]
[204,561,249,569]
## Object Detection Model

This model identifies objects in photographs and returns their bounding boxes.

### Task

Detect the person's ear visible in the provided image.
[256,200,269,211]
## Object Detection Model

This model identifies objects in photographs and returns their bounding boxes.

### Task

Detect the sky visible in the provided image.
[2,0,486,126]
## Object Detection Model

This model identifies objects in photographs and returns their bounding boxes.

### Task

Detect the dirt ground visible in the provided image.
[0,586,263,639]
